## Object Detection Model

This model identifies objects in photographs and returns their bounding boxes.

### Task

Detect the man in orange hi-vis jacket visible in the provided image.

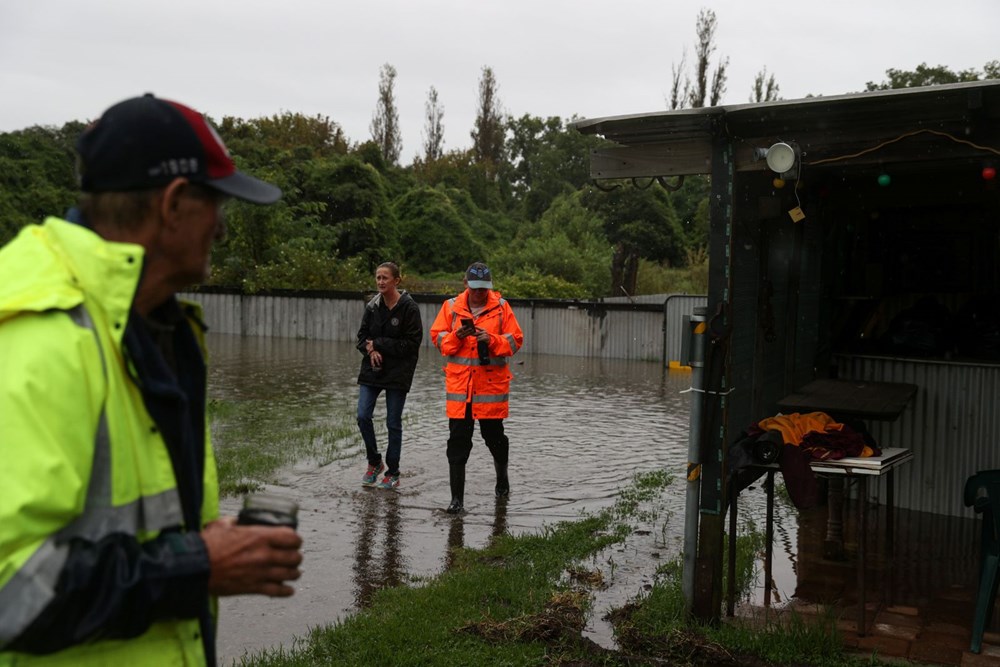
[430,262,524,514]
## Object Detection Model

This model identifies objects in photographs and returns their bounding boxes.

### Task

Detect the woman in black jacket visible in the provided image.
[357,262,423,489]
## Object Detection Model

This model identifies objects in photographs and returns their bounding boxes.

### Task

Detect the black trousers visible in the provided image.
[447,403,509,466]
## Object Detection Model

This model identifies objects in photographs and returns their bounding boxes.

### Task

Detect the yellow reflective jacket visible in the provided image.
[0,218,219,666]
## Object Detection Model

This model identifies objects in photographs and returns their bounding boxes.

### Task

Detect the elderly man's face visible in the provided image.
[165,183,228,287]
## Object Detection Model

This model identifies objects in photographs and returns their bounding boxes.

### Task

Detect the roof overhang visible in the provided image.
[571,81,1000,179]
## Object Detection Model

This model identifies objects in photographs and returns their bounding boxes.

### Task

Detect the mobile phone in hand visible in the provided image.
[461,318,474,329]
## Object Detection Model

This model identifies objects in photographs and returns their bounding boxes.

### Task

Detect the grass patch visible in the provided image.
[608,529,883,667]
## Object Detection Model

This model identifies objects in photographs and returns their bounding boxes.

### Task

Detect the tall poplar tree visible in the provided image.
[370,63,402,165]
[668,8,729,109]
[470,66,505,169]
[750,67,781,103]
[422,86,445,162]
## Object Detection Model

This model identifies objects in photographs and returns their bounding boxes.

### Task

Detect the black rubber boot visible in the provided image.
[494,459,509,498]
[446,464,465,514]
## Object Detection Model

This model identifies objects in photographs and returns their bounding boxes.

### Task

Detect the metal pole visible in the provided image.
[682,306,707,612]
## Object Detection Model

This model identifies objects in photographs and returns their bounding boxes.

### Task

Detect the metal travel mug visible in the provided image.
[237,492,299,529]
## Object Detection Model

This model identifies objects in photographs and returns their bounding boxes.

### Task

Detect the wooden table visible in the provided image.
[727,448,913,635]
[776,378,917,421]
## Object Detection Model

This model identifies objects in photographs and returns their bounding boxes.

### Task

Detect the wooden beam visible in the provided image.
[589,141,713,179]
[590,127,1000,180]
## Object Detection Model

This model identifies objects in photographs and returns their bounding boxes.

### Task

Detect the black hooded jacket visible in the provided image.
[356,291,422,391]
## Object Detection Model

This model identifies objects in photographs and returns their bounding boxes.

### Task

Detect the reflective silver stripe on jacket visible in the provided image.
[445,392,509,404]
[444,355,507,367]
[436,298,459,350]
[0,305,183,645]
[503,333,519,353]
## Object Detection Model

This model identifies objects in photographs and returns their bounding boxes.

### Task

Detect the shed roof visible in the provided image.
[572,80,1000,178]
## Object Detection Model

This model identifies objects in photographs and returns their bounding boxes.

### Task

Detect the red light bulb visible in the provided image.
[984,167,997,181]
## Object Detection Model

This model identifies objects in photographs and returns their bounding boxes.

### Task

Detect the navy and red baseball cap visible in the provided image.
[76,93,281,204]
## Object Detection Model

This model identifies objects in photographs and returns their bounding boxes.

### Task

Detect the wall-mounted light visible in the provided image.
[765,142,796,174]
[753,142,798,178]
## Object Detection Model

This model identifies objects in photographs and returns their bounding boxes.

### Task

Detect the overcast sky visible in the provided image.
[2,1,997,165]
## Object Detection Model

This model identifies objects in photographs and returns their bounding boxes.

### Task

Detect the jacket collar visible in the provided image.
[0,217,144,328]
[456,288,501,315]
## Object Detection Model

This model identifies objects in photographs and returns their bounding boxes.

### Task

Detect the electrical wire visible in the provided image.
[805,128,1000,166]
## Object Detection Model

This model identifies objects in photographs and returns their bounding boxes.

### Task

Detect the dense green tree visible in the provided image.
[370,63,402,165]
[353,140,388,172]
[493,191,611,297]
[211,198,367,292]
[392,186,484,274]
[582,183,686,296]
[432,183,514,251]
[505,114,604,221]
[0,123,81,244]
[300,156,398,270]
[415,147,508,211]
[668,175,711,246]
[864,61,999,90]
[210,198,294,288]
[217,112,347,162]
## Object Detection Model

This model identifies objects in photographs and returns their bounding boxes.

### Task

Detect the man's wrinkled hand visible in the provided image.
[202,519,303,597]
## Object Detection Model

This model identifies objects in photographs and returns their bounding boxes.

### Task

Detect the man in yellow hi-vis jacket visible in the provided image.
[0,95,302,666]
[430,262,524,514]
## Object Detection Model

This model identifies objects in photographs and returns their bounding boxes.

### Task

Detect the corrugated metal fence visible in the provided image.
[182,289,707,365]
[837,354,1000,518]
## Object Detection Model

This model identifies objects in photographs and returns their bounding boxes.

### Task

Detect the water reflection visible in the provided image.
[445,515,464,572]
[443,500,509,572]
[352,490,404,608]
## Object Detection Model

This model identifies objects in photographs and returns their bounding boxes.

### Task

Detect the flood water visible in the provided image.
[208,334,783,665]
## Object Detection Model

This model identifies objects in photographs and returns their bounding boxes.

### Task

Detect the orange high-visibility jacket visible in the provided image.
[430,290,524,419]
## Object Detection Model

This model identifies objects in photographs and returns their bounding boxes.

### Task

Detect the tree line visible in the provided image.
[1,8,995,299]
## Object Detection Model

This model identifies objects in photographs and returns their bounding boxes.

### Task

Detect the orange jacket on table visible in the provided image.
[430,289,524,419]
[757,411,875,457]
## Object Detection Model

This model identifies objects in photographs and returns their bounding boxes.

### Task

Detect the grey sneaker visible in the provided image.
[378,474,400,490]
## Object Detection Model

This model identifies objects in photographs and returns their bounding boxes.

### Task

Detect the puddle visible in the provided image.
[207,334,778,664]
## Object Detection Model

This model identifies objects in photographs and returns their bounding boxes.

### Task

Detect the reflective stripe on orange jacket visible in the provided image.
[430,289,524,419]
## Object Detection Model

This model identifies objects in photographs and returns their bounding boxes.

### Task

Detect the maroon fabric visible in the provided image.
[800,424,880,460]
[746,420,882,510]
[779,444,819,509]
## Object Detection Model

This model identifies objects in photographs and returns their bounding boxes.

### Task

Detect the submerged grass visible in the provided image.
[209,397,357,496]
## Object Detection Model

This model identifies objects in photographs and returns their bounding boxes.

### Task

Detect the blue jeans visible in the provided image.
[357,384,407,476]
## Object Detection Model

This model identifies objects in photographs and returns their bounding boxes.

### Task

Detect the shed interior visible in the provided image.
[574,81,1000,517]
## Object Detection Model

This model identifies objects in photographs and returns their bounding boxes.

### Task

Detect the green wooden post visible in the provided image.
[692,130,735,622]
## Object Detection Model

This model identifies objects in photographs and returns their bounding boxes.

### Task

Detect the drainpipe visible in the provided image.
[681,306,707,612]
